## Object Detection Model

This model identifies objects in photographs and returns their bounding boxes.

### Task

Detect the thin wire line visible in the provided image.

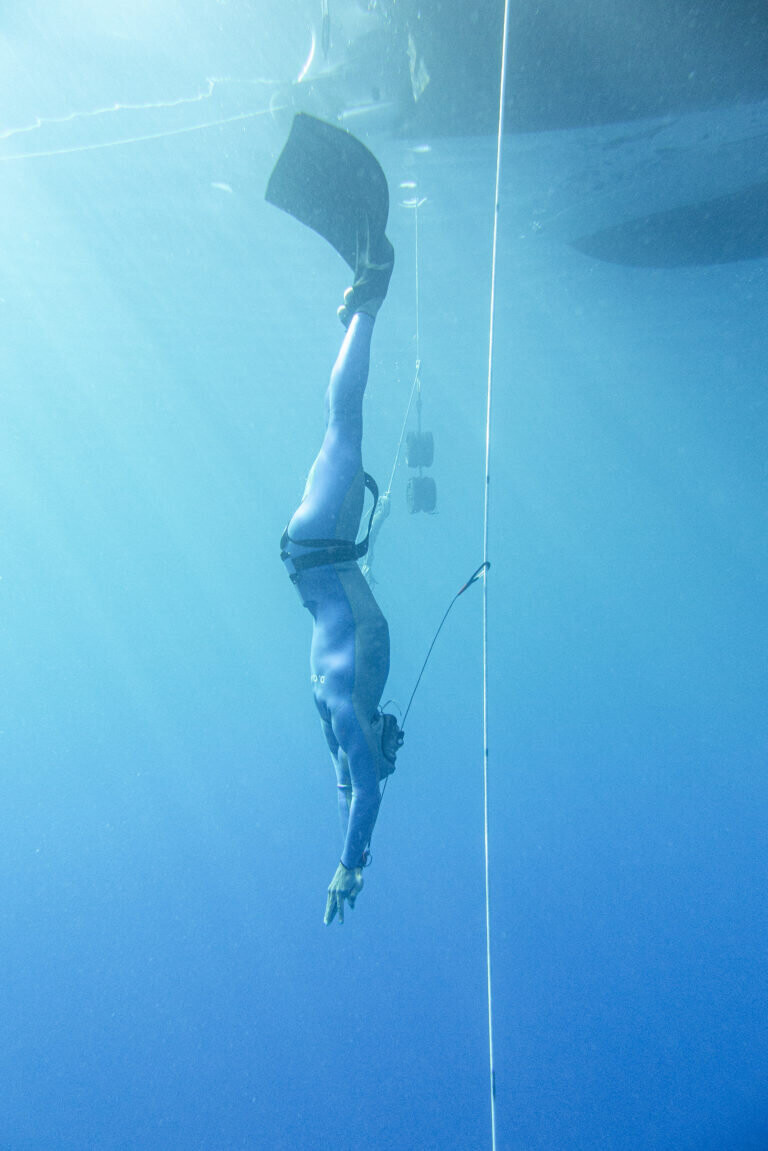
[383,196,426,498]
[0,105,277,164]
[483,0,512,1147]
[363,196,424,585]
[384,363,419,497]
[414,195,421,365]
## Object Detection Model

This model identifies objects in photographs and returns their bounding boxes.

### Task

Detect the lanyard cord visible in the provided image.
[484,0,512,1146]
[401,562,489,730]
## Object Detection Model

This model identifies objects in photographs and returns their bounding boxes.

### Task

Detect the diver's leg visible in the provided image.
[287,312,374,543]
[325,310,374,437]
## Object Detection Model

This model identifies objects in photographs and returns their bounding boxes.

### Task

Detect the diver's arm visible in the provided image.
[340,749,380,870]
[321,718,353,841]
[328,701,381,870]
[324,704,380,924]
[324,736,375,925]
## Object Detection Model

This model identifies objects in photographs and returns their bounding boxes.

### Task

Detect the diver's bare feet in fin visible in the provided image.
[337,222,394,328]
[264,114,393,328]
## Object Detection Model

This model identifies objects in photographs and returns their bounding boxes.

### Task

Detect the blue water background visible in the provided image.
[2,11,767,1151]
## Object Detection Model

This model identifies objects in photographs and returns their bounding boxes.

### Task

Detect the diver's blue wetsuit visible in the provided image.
[282,312,389,869]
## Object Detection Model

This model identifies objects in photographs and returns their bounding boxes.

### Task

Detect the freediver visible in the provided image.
[267,114,404,925]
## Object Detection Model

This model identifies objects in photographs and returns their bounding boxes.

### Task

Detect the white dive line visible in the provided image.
[483,0,512,1147]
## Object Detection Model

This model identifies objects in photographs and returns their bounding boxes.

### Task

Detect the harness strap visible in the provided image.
[280,473,379,576]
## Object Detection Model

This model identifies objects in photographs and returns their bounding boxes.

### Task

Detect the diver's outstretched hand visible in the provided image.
[324,863,364,925]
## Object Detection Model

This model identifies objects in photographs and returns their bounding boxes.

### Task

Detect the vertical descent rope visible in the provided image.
[484,1,511,1148]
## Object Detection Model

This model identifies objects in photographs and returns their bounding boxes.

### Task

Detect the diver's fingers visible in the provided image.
[337,894,345,925]
[324,891,337,926]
